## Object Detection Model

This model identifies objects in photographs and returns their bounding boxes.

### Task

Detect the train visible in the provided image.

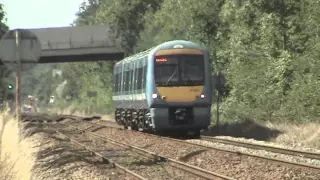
[112,40,213,138]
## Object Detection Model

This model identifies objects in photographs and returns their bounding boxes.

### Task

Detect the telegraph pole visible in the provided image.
[15,30,22,121]
[0,29,41,120]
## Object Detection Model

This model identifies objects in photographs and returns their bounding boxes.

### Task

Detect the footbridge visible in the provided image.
[0,24,124,65]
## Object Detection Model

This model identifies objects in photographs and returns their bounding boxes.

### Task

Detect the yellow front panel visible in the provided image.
[156,86,204,102]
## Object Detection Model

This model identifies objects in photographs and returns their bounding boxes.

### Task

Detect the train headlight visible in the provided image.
[200,94,205,99]
[152,93,158,99]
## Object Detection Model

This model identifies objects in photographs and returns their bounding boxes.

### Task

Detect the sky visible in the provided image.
[1,0,85,29]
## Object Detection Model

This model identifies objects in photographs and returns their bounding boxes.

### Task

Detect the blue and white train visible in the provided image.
[112,40,213,138]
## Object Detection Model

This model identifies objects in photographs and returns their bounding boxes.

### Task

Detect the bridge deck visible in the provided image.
[0,25,124,65]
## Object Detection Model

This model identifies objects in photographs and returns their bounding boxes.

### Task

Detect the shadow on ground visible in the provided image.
[202,118,283,141]
[178,149,208,162]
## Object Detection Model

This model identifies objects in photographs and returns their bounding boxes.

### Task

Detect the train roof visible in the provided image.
[114,46,155,66]
[153,40,204,50]
[114,40,205,66]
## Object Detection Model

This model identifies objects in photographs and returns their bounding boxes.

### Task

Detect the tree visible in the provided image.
[0,3,8,36]
[56,1,116,114]
[54,0,319,123]
[73,0,100,26]
[0,3,10,102]
[96,0,163,54]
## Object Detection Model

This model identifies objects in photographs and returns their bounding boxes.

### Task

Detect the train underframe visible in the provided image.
[115,108,203,139]
[115,108,152,131]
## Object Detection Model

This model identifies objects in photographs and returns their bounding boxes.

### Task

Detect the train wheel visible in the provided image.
[189,130,201,139]
[115,110,121,125]
[130,121,138,131]
[187,130,201,139]
[178,130,201,139]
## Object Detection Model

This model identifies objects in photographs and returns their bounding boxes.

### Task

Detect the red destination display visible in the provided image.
[156,58,168,62]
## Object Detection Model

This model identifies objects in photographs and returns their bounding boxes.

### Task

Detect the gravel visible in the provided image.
[86,120,320,180]
[214,135,320,154]
[61,124,206,180]
[187,139,320,166]
[21,121,127,180]
[93,120,320,165]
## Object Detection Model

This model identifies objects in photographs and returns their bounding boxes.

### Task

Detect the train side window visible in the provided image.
[135,58,140,92]
[131,62,135,94]
[137,62,143,92]
[133,61,136,93]
[131,63,134,94]
[129,65,133,94]
[113,73,117,93]
[141,57,147,93]
[115,66,119,94]
[119,65,122,95]
[118,72,121,93]
[135,60,138,93]
[141,66,144,92]
[116,73,120,94]
[123,70,126,93]
[132,61,136,94]
[123,65,126,94]
[125,69,130,94]
[118,66,121,94]
[126,64,130,94]
[114,73,116,93]
[122,70,126,94]
[135,60,140,93]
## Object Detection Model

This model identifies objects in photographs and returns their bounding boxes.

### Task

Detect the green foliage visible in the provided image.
[96,0,163,54]
[0,3,10,102]
[54,1,115,114]
[54,0,319,123]
[73,0,100,25]
[0,3,8,37]
[57,61,114,114]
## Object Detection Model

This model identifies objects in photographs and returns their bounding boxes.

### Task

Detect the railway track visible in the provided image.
[80,119,320,172]
[25,114,320,163]
[21,114,320,179]
[54,130,147,180]
[61,122,234,180]
[21,115,146,180]
[200,135,320,160]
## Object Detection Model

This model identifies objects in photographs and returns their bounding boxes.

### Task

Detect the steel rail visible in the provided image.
[30,114,320,172]
[83,120,320,172]
[65,123,234,180]
[201,135,320,160]
[54,129,147,180]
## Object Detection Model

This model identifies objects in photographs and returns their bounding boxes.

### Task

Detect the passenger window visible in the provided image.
[134,63,138,92]
[142,58,148,92]
[129,68,133,93]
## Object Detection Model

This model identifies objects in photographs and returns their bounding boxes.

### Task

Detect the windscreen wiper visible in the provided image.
[165,67,178,85]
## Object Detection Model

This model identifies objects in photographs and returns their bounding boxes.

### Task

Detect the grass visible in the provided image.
[266,122,320,150]
[0,156,16,180]
[210,116,320,150]
[0,110,36,180]
[0,110,17,180]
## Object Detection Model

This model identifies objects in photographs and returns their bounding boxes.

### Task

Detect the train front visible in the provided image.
[147,42,213,135]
